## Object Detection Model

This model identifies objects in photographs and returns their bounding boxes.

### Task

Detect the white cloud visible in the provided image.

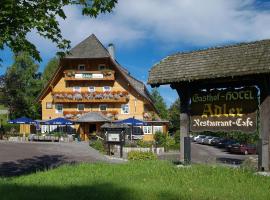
[27,0,270,54]
[113,0,270,46]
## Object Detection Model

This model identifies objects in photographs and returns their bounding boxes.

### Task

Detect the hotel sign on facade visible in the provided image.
[190,87,258,132]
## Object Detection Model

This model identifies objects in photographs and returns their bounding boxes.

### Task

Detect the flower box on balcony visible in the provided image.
[52,91,129,103]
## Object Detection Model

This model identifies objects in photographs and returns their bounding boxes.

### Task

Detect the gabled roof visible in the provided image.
[148,39,270,85]
[113,60,153,103]
[37,34,157,114]
[66,34,110,59]
[76,112,111,123]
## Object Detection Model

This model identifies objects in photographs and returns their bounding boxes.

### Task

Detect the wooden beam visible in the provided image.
[258,75,270,171]
[175,83,191,163]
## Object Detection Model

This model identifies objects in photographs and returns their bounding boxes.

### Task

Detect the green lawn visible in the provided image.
[0,161,269,200]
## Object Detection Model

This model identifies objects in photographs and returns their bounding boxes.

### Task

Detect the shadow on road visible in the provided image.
[216,157,244,165]
[0,155,74,177]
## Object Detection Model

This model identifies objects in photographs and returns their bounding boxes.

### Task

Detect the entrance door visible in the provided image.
[88,124,97,140]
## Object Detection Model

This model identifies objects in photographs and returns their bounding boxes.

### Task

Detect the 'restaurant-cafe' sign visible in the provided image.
[190,87,258,132]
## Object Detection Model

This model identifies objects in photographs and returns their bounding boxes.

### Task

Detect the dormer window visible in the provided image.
[78,64,85,71]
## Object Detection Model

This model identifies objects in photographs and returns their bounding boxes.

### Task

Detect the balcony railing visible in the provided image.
[64,70,115,81]
[52,91,129,103]
[63,110,119,120]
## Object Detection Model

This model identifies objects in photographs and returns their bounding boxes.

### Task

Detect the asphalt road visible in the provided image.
[0,141,121,177]
[159,142,257,166]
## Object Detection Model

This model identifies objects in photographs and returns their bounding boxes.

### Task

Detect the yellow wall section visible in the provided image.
[41,61,150,120]
[40,58,164,141]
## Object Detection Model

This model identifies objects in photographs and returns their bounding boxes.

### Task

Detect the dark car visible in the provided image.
[217,139,237,149]
[225,140,238,151]
[230,143,257,155]
[217,139,230,148]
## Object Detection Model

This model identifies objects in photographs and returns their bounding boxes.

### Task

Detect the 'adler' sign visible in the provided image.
[190,87,258,132]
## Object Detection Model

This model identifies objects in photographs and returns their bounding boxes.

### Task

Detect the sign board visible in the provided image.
[190,87,258,132]
[107,133,120,142]
[92,74,104,79]
[75,74,83,79]
[82,73,93,78]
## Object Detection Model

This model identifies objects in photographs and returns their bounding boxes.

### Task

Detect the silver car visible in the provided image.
[196,135,206,143]
[202,136,213,145]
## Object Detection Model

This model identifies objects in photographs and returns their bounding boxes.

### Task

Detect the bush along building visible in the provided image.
[37,34,168,141]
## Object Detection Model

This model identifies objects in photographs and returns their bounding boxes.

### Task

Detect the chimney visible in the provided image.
[108,43,115,60]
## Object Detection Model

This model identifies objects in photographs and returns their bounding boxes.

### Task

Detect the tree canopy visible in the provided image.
[150,88,168,120]
[4,52,42,119]
[168,98,180,133]
[42,57,59,88]
[0,0,117,62]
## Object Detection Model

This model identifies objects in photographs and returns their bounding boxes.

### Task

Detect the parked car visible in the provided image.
[217,139,233,148]
[225,140,238,151]
[196,135,207,144]
[194,135,206,142]
[230,143,257,155]
[208,137,220,145]
[202,136,213,145]
[209,137,220,145]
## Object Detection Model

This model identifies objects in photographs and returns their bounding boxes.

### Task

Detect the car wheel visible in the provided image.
[244,150,248,155]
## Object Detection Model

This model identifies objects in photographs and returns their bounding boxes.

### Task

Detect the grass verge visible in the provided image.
[0,161,269,200]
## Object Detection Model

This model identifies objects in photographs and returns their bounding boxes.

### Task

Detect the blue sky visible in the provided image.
[1,0,270,106]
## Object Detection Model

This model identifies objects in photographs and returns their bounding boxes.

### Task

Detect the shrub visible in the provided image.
[137,140,153,148]
[154,131,165,147]
[174,130,180,144]
[154,131,176,151]
[90,140,105,153]
[162,135,176,152]
[127,151,157,161]
[3,124,19,134]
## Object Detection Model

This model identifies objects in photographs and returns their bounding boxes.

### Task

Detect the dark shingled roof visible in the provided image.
[101,123,129,129]
[66,34,110,58]
[148,39,270,85]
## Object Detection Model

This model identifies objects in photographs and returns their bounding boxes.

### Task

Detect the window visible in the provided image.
[78,64,85,70]
[153,126,163,134]
[133,126,143,135]
[99,104,107,111]
[98,65,106,71]
[46,102,52,109]
[121,104,129,114]
[73,86,81,92]
[143,126,152,135]
[77,104,85,111]
[103,86,111,92]
[55,104,63,114]
[41,125,48,133]
[88,86,95,92]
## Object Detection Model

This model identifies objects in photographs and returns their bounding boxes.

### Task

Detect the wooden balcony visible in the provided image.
[52,91,129,103]
[63,70,115,81]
